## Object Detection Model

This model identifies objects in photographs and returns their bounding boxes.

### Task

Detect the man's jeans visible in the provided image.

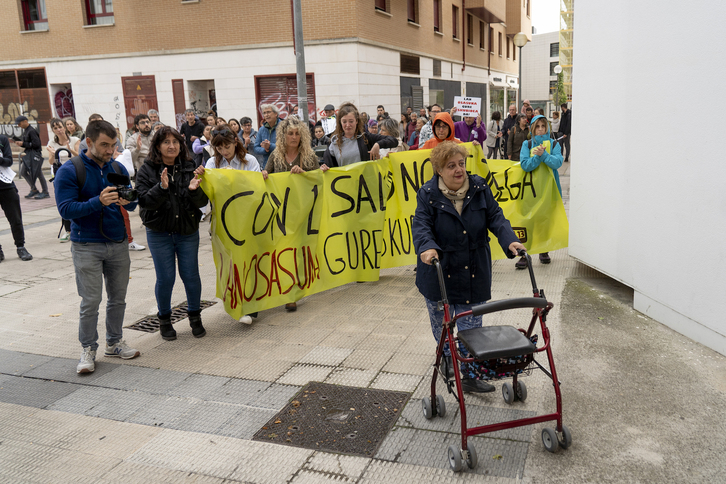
[146,229,202,316]
[71,240,130,350]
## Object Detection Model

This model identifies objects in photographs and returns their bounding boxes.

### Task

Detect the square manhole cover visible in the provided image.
[126,300,216,333]
[252,382,410,457]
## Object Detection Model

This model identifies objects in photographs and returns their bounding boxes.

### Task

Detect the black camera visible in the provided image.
[107,172,138,202]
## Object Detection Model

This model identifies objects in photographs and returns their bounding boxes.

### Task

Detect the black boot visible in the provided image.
[0,246,4,262]
[461,378,495,393]
[440,355,454,379]
[17,247,32,261]
[158,313,176,341]
[188,310,206,338]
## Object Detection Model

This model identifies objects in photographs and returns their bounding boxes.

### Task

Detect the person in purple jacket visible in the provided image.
[452,111,487,146]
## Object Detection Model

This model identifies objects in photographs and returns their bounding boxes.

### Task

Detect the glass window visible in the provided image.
[433,0,441,32]
[550,61,559,76]
[407,0,417,22]
[17,69,47,89]
[550,42,560,57]
[375,0,386,12]
[86,0,114,25]
[21,0,48,31]
[452,6,459,39]
[479,21,485,49]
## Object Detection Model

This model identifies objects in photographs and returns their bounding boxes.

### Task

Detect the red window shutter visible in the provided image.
[375,0,386,11]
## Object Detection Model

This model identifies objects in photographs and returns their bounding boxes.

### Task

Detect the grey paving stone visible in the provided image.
[24,356,120,383]
[214,407,278,439]
[250,383,301,409]
[0,374,80,408]
[89,365,191,394]
[374,427,529,479]
[126,395,198,428]
[167,373,231,400]
[84,388,160,421]
[174,401,244,434]
[205,378,271,405]
[0,351,54,376]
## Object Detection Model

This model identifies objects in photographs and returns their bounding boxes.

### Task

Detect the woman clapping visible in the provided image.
[136,127,209,341]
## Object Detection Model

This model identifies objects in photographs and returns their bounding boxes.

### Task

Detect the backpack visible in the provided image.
[69,156,122,189]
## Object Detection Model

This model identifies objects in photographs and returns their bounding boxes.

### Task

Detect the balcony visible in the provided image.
[465,0,506,25]
[504,0,531,36]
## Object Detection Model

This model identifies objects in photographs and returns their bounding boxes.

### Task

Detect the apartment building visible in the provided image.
[520,31,559,115]
[1,0,531,141]
[559,0,573,100]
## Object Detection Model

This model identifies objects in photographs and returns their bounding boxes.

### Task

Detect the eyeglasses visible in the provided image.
[212,129,231,137]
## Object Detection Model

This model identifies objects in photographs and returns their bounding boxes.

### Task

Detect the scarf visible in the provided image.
[438,176,469,215]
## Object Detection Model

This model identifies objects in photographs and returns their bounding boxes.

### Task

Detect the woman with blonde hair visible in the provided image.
[322,102,396,167]
[378,117,409,157]
[261,115,329,311]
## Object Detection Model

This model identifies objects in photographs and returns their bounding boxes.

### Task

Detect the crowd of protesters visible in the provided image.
[0,97,570,375]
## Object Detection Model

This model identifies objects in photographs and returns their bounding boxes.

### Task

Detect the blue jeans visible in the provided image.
[146,229,202,316]
[72,240,130,351]
[425,297,484,358]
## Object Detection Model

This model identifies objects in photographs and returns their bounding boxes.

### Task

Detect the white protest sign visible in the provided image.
[453,96,482,117]
[0,166,16,184]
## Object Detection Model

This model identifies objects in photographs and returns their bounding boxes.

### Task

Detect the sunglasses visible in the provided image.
[212,128,232,137]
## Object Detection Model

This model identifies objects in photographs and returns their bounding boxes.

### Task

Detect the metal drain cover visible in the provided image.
[126,300,216,333]
[253,382,410,457]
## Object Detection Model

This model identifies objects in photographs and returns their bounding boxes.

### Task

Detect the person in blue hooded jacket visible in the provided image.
[515,114,563,269]
[253,104,280,169]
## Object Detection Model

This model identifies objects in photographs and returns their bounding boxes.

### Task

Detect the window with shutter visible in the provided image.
[254,74,316,125]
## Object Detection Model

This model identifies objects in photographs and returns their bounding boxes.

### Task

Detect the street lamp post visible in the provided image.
[513,32,529,111]
[553,64,563,112]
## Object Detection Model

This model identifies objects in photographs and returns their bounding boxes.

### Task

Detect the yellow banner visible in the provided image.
[200,144,568,318]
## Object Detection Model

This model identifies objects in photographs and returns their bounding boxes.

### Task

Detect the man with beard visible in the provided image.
[54,120,141,374]
[125,114,154,172]
[502,104,518,159]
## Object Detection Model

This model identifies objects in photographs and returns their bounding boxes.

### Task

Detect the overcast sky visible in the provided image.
[531,0,561,34]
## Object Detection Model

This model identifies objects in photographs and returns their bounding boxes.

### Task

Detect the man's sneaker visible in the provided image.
[105,339,140,359]
[24,189,39,199]
[33,191,50,200]
[77,347,96,374]
[128,242,146,251]
[539,252,551,264]
[515,256,528,270]
[17,247,33,261]
[239,314,253,324]
[59,230,70,243]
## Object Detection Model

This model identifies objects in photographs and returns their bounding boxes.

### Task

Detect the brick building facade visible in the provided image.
[1,0,530,136]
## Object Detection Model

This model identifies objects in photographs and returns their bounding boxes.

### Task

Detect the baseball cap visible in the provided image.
[324,104,335,111]
[15,115,28,124]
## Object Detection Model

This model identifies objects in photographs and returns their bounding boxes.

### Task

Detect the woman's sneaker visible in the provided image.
[77,347,96,374]
[128,242,146,251]
[239,315,253,324]
[104,339,140,359]
[539,252,551,264]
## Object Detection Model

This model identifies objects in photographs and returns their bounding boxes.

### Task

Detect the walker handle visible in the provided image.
[431,257,448,307]
[517,249,540,295]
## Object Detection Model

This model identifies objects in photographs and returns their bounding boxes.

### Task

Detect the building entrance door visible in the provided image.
[121,75,158,131]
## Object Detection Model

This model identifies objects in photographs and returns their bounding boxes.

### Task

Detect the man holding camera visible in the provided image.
[54,120,141,374]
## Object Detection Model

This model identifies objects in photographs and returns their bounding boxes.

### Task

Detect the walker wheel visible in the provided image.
[465,443,478,469]
[558,425,572,449]
[447,445,463,472]
[422,397,434,420]
[516,380,528,402]
[541,427,559,453]
[435,394,446,418]
[502,382,515,404]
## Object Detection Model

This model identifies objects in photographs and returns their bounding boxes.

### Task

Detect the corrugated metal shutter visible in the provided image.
[255,74,316,124]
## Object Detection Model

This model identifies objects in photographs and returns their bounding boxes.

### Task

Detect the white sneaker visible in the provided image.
[239,315,253,324]
[77,347,96,373]
[59,230,70,243]
[128,242,146,251]
[105,339,140,359]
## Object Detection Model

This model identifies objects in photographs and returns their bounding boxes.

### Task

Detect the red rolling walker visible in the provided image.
[424,252,571,472]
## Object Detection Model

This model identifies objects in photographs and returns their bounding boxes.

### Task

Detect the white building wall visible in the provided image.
[573,0,726,355]
[520,31,559,105]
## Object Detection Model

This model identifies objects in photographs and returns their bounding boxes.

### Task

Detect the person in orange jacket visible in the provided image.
[420,112,461,150]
